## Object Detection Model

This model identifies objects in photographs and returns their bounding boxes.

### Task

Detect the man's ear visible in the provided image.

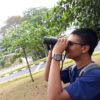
[81,45,90,53]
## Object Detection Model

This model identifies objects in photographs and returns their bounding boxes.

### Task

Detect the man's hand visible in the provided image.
[52,38,68,54]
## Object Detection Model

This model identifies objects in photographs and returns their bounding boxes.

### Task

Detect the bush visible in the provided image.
[10,55,17,63]
[10,57,16,63]
[4,62,11,67]
[18,58,22,63]
[0,59,5,67]
[10,54,22,63]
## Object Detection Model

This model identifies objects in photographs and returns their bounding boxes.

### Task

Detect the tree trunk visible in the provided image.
[22,47,34,82]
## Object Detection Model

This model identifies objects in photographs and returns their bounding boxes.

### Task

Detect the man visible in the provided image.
[44,28,100,100]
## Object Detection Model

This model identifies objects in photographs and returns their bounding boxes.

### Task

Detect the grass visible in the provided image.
[0,71,48,100]
[0,54,100,100]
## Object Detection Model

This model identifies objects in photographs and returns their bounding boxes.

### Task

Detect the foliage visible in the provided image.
[1,0,100,68]
[45,0,100,38]
[4,62,11,68]
[0,16,23,35]
[0,58,11,68]
[18,58,22,63]
[10,54,21,63]
[0,59,5,67]
[0,7,49,63]
[72,0,100,38]
[44,0,74,35]
[23,7,49,26]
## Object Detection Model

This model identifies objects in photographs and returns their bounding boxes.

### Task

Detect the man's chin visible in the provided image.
[66,54,70,59]
[66,54,73,59]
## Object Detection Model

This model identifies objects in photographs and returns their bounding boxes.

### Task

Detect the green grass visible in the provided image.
[0,54,100,100]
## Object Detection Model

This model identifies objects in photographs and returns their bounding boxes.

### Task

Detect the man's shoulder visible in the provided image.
[84,67,100,75]
[79,63,100,77]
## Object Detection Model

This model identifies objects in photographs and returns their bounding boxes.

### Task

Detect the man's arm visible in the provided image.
[48,59,71,100]
[44,50,52,81]
[47,38,71,100]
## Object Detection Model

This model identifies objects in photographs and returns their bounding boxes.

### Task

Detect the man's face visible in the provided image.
[66,34,84,60]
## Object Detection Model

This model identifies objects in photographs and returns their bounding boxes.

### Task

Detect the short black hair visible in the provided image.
[71,28,98,55]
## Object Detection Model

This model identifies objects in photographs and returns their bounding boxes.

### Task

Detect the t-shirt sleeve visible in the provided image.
[60,66,71,84]
[64,69,100,100]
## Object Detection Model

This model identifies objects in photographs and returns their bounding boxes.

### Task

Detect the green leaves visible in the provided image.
[44,0,100,39]
[0,7,49,61]
[1,1,100,63]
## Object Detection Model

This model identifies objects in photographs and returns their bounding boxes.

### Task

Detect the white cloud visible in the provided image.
[0,0,58,27]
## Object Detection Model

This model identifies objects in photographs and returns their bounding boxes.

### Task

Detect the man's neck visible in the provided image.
[74,54,92,69]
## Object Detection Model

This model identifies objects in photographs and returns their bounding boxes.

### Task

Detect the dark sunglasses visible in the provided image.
[66,41,86,51]
[68,41,86,46]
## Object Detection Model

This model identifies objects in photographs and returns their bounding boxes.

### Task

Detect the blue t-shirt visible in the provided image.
[60,64,100,100]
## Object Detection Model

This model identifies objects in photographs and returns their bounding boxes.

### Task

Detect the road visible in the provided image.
[0,41,100,83]
[0,61,46,83]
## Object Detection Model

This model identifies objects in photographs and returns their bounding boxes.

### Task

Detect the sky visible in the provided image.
[0,0,59,28]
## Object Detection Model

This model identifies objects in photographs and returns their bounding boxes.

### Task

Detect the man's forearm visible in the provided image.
[47,38,71,100]
[44,51,52,81]
[48,59,63,100]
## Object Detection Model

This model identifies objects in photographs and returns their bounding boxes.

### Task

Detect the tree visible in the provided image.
[0,16,23,35]
[0,7,50,81]
[1,7,49,61]
[45,0,100,39]
[1,21,35,82]
[0,20,47,81]
[23,7,50,59]
[6,16,23,27]
[23,7,49,26]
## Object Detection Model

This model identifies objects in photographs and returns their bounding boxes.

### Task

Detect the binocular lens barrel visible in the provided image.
[43,36,69,51]
[43,37,58,45]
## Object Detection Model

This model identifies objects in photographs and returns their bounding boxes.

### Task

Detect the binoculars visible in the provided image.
[44,36,58,45]
[44,36,70,51]
[43,36,58,50]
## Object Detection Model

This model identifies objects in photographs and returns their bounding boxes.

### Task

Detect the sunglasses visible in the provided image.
[65,41,86,51]
[68,41,86,46]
